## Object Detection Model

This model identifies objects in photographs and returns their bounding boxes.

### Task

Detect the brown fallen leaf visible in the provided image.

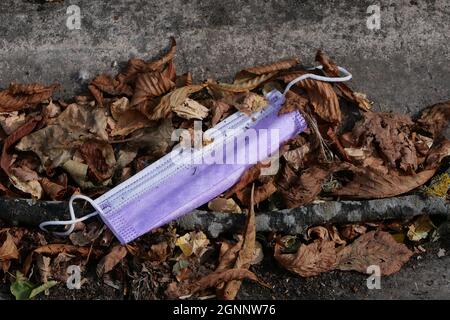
[208,197,242,213]
[131,71,175,107]
[173,98,209,120]
[1,116,41,175]
[274,237,338,277]
[117,37,176,85]
[110,97,151,137]
[79,140,116,182]
[352,112,417,173]
[235,58,299,80]
[0,230,20,261]
[224,162,268,198]
[279,90,309,115]
[146,84,206,121]
[337,231,413,275]
[96,245,128,277]
[148,241,171,262]
[416,101,450,138]
[316,50,371,111]
[220,185,256,300]
[34,244,98,256]
[0,83,58,112]
[332,140,449,199]
[40,176,66,200]
[215,236,244,273]
[277,163,347,208]
[165,268,265,299]
[280,71,341,124]
[16,104,108,170]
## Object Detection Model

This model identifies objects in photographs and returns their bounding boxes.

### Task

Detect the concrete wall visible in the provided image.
[0,0,449,115]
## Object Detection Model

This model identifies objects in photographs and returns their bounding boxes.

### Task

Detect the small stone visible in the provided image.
[437,248,446,258]
[77,70,90,82]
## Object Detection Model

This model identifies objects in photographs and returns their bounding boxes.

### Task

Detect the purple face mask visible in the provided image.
[39,66,352,244]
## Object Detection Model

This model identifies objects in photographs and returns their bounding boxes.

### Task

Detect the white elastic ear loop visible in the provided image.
[283,65,352,95]
[39,194,103,236]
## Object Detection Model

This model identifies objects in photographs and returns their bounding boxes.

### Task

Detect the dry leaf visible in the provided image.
[316,50,370,111]
[16,104,108,169]
[110,97,151,136]
[274,238,337,277]
[280,71,341,124]
[0,83,58,112]
[337,231,413,275]
[208,197,242,213]
[96,245,128,277]
[0,231,19,261]
[407,215,435,242]
[79,140,116,182]
[131,71,175,107]
[175,231,210,258]
[173,98,209,120]
[220,185,256,300]
[0,112,26,135]
[416,102,450,138]
[352,112,417,172]
[147,84,206,121]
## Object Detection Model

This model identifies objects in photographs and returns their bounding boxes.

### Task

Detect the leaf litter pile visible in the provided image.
[0,38,449,299]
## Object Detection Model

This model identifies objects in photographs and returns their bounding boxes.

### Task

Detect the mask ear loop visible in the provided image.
[282,65,352,96]
[39,194,104,236]
[282,65,352,161]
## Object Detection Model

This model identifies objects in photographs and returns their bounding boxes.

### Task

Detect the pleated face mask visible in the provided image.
[40,65,352,244]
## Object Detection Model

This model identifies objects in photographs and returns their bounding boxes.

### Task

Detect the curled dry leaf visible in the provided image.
[96,245,128,277]
[277,163,348,208]
[279,90,308,115]
[352,112,417,172]
[2,116,41,175]
[316,50,371,111]
[175,231,210,258]
[131,71,175,107]
[407,215,435,242]
[165,268,264,299]
[146,84,206,121]
[220,185,256,300]
[0,83,58,112]
[208,197,242,213]
[337,231,413,275]
[173,98,209,120]
[116,37,176,85]
[110,97,151,137]
[208,72,276,97]
[416,101,450,138]
[280,71,341,124]
[274,237,338,277]
[211,100,231,126]
[79,140,116,182]
[0,230,19,261]
[34,244,99,257]
[40,177,66,200]
[235,58,299,79]
[0,112,26,135]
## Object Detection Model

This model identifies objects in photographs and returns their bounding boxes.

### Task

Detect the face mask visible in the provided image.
[39,65,352,244]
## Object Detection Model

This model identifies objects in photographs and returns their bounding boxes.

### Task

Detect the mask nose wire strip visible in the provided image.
[39,64,352,237]
[282,65,352,96]
[39,194,104,236]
